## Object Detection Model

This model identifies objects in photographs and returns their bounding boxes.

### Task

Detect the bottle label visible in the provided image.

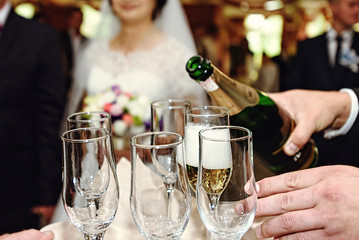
[199,78,219,92]
[212,66,260,107]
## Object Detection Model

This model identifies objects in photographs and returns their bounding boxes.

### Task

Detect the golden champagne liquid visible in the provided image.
[202,167,232,194]
[186,164,198,192]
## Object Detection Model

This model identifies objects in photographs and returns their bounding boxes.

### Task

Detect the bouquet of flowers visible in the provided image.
[83,85,151,150]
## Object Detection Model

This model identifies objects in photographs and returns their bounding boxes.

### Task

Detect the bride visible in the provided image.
[51,0,208,238]
[67,0,208,117]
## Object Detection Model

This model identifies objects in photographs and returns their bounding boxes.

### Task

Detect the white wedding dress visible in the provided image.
[68,34,208,116]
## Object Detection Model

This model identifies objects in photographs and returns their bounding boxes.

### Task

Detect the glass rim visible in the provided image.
[61,127,111,143]
[67,111,111,123]
[199,126,252,142]
[151,99,191,110]
[130,131,183,149]
[185,105,229,117]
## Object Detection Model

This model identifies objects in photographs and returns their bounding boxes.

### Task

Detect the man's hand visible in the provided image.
[268,89,351,156]
[0,229,54,240]
[254,165,359,239]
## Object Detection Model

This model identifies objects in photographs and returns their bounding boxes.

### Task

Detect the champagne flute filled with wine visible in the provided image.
[185,106,229,192]
[185,106,229,240]
[197,126,257,240]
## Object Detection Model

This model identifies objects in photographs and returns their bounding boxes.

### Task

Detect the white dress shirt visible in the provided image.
[324,88,359,139]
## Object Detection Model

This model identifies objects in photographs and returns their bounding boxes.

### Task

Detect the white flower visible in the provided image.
[130,125,146,135]
[113,120,128,136]
[127,100,146,119]
[116,94,131,108]
[83,104,102,112]
[97,91,116,108]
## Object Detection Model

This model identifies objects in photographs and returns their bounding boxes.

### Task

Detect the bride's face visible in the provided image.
[111,0,156,24]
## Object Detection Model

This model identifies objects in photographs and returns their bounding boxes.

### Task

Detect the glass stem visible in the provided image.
[83,232,105,240]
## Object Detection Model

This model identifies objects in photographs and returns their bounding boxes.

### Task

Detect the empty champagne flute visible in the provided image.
[67,111,112,130]
[61,128,119,240]
[150,99,191,136]
[197,126,257,240]
[130,132,191,240]
[66,111,122,164]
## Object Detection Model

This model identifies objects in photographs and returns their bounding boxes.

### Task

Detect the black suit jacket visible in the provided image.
[284,32,359,167]
[285,32,359,90]
[0,10,66,233]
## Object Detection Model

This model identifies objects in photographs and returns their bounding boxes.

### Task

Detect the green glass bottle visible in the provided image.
[186,56,318,174]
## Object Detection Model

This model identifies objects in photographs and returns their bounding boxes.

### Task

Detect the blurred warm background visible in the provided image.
[11,0,359,87]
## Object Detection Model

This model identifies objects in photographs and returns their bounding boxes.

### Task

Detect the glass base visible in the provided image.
[83,232,105,240]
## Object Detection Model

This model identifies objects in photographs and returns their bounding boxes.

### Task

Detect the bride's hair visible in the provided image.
[153,0,167,20]
[108,0,168,20]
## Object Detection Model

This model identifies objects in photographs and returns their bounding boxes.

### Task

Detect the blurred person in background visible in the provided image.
[227,17,255,85]
[283,0,359,167]
[0,0,66,234]
[58,7,87,95]
[253,53,280,92]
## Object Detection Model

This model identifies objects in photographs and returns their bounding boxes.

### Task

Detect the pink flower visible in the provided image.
[122,114,134,125]
[109,104,123,116]
[103,103,112,113]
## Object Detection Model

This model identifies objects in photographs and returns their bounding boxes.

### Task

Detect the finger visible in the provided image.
[256,167,329,198]
[256,208,323,239]
[2,229,54,240]
[0,234,10,240]
[255,187,316,218]
[273,229,337,240]
[235,195,257,215]
[283,116,316,156]
[39,231,54,240]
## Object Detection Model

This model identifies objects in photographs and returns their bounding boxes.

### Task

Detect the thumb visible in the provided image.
[40,231,54,240]
[284,121,314,156]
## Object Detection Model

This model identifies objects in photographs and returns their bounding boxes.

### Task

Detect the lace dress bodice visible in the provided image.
[69,35,207,115]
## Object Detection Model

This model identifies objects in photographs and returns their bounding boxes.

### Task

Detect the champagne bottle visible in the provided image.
[186,56,318,174]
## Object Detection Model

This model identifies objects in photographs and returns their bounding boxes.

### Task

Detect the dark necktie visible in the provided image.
[335,35,342,67]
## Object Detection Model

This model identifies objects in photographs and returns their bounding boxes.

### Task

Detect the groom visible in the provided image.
[0,0,66,234]
[283,0,359,167]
